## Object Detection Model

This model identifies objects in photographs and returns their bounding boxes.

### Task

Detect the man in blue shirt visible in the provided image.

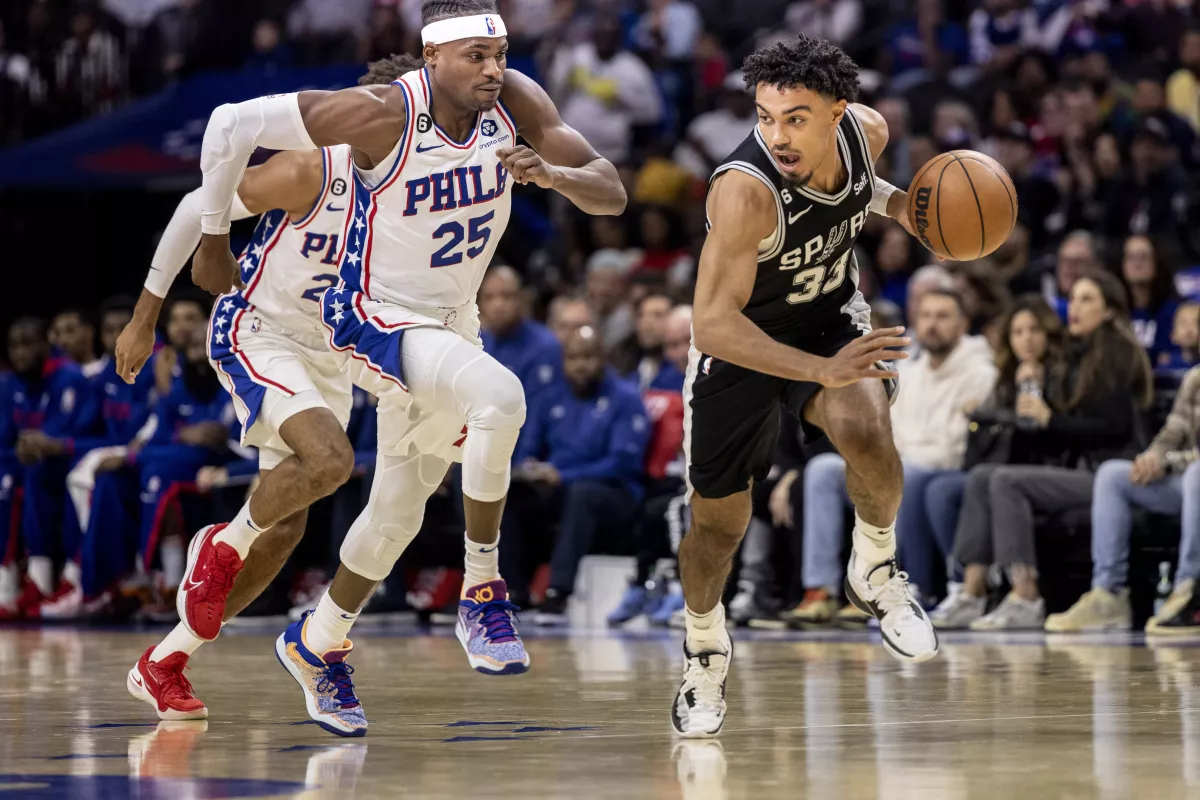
[500,327,650,622]
[0,317,94,618]
[480,266,562,414]
[611,291,685,391]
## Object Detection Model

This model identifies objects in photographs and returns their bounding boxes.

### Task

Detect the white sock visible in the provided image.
[150,622,204,661]
[0,564,17,599]
[463,532,500,588]
[62,560,82,589]
[852,511,896,571]
[28,556,54,595]
[304,593,358,656]
[212,502,266,559]
[160,535,185,587]
[684,603,728,651]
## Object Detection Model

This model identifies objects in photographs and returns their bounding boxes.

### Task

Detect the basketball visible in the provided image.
[907,150,1018,260]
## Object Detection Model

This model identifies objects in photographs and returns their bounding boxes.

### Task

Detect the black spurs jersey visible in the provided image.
[707,107,876,339]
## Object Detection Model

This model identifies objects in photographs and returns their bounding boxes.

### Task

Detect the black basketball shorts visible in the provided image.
[683,317,897,501]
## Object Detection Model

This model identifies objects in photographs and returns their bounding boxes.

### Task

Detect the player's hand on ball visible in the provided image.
[818,327,909,388]
[193,234,245,295]
[115,320,156,384]
[498,146,558,189]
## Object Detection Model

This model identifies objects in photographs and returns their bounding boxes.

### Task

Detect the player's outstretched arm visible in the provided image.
[191,86,406,295]
[116,151,325,383]
[694,171,908,387]
[850,102,915,237]
[496,70,626,216]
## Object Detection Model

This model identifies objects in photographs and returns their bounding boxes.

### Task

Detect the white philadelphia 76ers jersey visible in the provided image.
[236,144,355,329]
[337,67,516,309]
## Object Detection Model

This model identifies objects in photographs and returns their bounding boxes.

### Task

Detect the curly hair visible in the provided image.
[422,0,498,25]
[358,53,425,86]
[742,34,860,102]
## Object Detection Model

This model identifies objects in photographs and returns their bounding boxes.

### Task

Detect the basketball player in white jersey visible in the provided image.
[117,56,430,726]
[181,0,625,736]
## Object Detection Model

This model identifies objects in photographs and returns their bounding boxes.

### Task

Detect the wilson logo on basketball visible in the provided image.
[913,186,934,253]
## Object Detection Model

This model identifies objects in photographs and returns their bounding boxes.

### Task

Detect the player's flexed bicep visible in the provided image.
[695,170,908,386]
[497,70,626,216]
[192,86,406,295]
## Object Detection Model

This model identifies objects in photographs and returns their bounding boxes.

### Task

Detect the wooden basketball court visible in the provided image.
[1,624,1197,798]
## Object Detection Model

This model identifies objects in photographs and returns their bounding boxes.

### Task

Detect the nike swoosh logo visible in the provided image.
[479,546,498,553]
[325,204,345,212]
[338,613,356,620]
[416,142,445,153]
[132,674,144,688]
[788,207,812,224]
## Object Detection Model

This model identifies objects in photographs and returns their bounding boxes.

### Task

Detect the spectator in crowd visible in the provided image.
[631,205,694,285]
[287,0,371,65]
[358,1,415,64]
[928,295,1066,627]
[881,0,970,87]
[662,303,692,377]
[585,216,642,277]
[791,290,995,624]
[150,0,224,80]
[968,0,1041,74]
[904,264,956,332]
[0,317,94,618]
[243,19,294,74]
[549,11,663,164]
[54,4,123,123]
[40,296,152,618]
[632,0,703,63]
[480,266,562,413]
[502,327,649,620]
[874,96,915,186]
[1167,27,1200,132]
[873,225,917,315]
[674,70,756,179]
[49,308,99,372]
[1121,234,1180,364]
[1044,230,1100,320]
[947,272,1153,631]
[1103,118,1193,252]
[586,260,636,351]
[992,122,1061,254]
[952,259,1012,347]
[1160,301,1200,372]
[783,0,862,48]
[1046,364,1200,634]
[547,294,596,345]
[611,290,683,390]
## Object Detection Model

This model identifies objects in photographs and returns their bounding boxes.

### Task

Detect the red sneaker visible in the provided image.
[175,524,243,641]
[0,578,46,621]
[127,646,208,720]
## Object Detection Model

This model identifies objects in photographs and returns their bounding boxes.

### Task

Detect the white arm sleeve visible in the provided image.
[145,189,256,297]
[199,93,316,235]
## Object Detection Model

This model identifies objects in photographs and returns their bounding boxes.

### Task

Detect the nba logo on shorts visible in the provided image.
[485,16,495,35]
[251,317,261,333]
[702,356,713,375]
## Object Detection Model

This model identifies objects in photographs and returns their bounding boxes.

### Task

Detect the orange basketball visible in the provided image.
[906,150,1017,260]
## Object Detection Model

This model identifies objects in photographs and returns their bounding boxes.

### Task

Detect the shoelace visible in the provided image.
[683,653,726,711]
[317,662,360,709]
[155,663,197,703]
[864,563,918,622]
[461,598,521,643]
[199,550,238,602]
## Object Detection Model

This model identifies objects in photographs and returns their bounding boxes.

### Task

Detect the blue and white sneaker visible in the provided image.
[275,612,367,737]
[456,579,530,675]
[650,586,686,627]
[607,583,649,626]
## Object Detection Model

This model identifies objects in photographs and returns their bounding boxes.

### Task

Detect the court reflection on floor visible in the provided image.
[2,627,1199,798]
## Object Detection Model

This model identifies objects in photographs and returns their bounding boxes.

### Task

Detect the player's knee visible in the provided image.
[301,436,355,495]
[466,364,525,433]
[830,415,889,462]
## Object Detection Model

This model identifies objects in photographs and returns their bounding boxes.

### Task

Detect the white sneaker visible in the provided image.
[930,582,987,630]
[969,593,1045,631]
[670,632,732,738]
[844,551,938,663]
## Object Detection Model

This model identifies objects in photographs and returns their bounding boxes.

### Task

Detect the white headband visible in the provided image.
[422,14,507,45]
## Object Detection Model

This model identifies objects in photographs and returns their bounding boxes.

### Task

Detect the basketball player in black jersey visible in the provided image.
[671,34,939,737]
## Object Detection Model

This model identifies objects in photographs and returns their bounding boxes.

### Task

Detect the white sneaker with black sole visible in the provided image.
[670,634,732,738]
[845,551,938,663]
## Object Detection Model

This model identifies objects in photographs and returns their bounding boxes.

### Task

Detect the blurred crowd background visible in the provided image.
[3,0,1200,637]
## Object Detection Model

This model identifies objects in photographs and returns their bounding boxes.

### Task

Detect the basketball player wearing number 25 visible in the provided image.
[675,34,961,738]
[170,0,623,737]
